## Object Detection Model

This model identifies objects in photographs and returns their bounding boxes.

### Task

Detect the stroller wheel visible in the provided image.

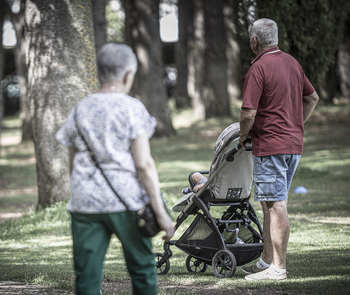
[155,252,170,275]
[212,250,237,278]
[186,255,208,273]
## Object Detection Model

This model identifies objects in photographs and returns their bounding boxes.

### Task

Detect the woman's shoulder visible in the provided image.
[81,93,143,106]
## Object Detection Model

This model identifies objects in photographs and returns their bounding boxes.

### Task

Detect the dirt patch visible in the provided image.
[0,281,73,295]
[0,280,293,295]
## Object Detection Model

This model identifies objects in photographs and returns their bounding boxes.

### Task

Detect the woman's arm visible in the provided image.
[131,132,174,241]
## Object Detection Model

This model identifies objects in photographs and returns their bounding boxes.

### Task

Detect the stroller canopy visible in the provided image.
[173,123,253,212]
[208,122,253,200]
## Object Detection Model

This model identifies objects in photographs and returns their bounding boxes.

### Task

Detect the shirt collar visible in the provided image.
[251,46,280,65]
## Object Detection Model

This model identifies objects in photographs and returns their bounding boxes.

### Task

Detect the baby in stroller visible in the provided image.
[182,172,207,194]
[156,122,264,278]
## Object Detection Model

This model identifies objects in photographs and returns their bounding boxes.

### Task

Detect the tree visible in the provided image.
[6,0,32,141]
[338,12,350,100]
[223,0,242,104]
[255,0,349,101]
[92,0,107,54]
[174,0,191,109]
[123,0,174,136]
[0,0,5,151]
[25,0,99,208]
[188,0,205,119]
[202,0,230,118]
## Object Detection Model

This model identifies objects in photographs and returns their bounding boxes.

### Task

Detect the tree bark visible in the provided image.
[25,0,99,208]
[123,0,174,136]
[8,0,32,141]
[189,0,205,120]
[223,1,241,104]
[174,0,191,109]
[203,0,230,118]
[0,0,5,153]
[92,0,107,54]
[338,29,350,99]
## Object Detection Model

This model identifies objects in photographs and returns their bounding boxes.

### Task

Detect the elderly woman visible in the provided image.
[56,43,174,295]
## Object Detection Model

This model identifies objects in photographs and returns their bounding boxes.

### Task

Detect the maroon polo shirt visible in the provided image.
[242,47,315,156]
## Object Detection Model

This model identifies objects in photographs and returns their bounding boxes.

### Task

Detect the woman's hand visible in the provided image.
[156,213,175,242]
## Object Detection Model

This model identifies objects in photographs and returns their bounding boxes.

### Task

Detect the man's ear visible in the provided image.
[252,36,258,47]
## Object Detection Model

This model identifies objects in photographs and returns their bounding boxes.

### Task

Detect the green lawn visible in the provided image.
[0,102,349,294]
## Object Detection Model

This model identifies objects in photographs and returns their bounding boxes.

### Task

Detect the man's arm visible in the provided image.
[303,91,319,123]
[239,107,257,147]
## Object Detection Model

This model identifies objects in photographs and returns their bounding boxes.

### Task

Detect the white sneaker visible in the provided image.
[245,268,287,281]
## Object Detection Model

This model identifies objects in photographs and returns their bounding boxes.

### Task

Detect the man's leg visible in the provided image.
[244,154,297,280]
[260,201,273,264]
[265,200,289,269]
[241,201,272,274]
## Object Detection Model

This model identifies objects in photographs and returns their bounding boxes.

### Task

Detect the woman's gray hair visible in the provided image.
[97,43,138,83]
[250,18,278,47]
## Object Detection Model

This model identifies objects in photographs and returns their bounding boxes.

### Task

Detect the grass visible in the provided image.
[0,102,350,294]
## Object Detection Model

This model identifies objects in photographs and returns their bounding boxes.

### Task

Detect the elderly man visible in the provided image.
[239,18,319,281]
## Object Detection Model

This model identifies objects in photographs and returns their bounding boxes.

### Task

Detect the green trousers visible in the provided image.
[70,211,157,295]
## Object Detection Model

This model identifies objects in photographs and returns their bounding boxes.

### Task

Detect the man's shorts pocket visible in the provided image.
[254,174,276,199]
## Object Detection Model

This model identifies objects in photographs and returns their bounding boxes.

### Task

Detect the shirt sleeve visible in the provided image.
[129,100,157,140]
[55,109,76,147]
[55,106,85,150]
[242,70,263,110]
[302,72,315,96]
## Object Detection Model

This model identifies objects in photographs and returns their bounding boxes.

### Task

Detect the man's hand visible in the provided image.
[239,134,250,148]
[239,108,256,148]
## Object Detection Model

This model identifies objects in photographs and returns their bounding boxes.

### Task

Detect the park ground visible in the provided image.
[0,100,350,294]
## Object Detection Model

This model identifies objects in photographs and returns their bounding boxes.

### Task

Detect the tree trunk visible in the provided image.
[203,0,230,118]
[123,0,174,136]
[223,1,241,105]
[0,0,5,153]
[174,0,191,109]
[92,0,107,54]
[8,0,32,141]
[320,53,337,103]
[25,0,99,208]
[189,0,205,120]
[338,31,350,99]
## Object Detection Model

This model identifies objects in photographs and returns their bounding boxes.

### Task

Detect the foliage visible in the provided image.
[229,0,256,74]
[255,0,350,92]
[230,0,350,100]
[106,0,125,43]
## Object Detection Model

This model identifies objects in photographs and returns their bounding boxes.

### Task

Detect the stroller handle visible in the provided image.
[225,138,252,162]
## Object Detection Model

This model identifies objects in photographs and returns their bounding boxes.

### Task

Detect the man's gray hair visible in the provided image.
[97,43,138,83]
[250,18,278,47]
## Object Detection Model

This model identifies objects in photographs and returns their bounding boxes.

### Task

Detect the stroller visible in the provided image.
[156,123,264,278]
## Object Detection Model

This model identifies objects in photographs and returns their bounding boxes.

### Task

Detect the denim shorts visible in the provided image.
[253,154,301,202]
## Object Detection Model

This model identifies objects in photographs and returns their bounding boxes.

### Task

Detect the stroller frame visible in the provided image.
[156,137,264,278]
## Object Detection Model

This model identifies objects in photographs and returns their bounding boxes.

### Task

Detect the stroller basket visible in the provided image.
[175,213,262,266]
[156,123,263,278]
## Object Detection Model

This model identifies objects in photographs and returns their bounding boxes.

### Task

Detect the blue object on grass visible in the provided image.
[293,186,308,194]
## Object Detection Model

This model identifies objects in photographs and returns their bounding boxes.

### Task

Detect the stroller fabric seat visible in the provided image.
[208,122,253,200]
[172,123,253,212]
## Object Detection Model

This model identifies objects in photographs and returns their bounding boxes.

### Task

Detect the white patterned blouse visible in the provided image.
[56,93,157,214]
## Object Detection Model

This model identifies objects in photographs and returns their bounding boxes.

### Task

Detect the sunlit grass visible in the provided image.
[1,103,350,294]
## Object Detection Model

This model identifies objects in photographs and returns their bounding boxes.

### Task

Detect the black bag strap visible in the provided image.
[73,106,132,212]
